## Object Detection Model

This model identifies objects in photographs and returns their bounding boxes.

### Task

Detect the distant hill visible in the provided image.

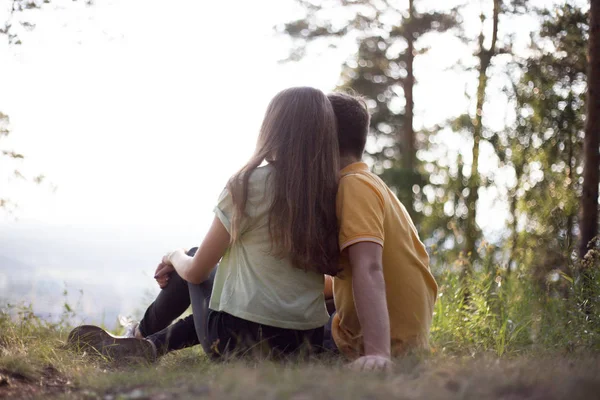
[0,221,200,329]
[0,254,34,271]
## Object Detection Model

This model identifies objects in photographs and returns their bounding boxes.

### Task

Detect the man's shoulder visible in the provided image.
[337,172,387,213]
[340,170,386,198]
[341,169,378,185]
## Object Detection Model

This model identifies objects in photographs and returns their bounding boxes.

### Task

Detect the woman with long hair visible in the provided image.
[68,86,340,360]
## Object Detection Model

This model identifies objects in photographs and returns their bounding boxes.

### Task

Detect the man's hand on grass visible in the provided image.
[348,355,393,372]
[345,242,392,373]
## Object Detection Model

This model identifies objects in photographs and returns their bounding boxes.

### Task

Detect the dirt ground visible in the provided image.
[2,355,600,399]
[0,366,70,399]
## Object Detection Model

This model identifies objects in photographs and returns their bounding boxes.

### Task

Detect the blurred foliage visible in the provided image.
[1,0,93,45]
[280,1,599,316]
[424,0,505,265]
[0,112,22,211]
[503,4,588,283]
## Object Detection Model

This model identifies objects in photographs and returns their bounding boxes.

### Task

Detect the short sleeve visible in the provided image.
[336,175,385,251]
[213,188,233,234]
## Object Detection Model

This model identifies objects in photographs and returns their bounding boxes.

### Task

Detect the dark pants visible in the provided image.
[138,248,325,359]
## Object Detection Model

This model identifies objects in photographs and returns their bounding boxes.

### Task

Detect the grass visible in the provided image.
[429,247,600,356]
[1,317,600,400]
[1,252,599,399]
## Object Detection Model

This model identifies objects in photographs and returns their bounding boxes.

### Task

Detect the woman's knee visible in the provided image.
[164,269,187,290]
[186,247,199,257]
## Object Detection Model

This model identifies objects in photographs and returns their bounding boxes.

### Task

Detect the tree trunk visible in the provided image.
[402,0,416,217]
[567,116,574,251]
[506,170,520,277]
[580,0,600,260]
[464,0,500,265]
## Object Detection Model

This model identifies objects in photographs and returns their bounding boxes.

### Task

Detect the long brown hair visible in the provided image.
[228,87,340,275]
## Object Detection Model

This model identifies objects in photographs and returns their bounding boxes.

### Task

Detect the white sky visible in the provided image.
[0,0,570,244]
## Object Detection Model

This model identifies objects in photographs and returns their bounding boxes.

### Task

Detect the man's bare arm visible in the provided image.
[348,241,392,370]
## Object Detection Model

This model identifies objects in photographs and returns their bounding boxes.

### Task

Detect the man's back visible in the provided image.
[333,162,438,358]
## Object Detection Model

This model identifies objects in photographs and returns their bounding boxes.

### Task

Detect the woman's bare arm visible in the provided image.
[168,217,230,284]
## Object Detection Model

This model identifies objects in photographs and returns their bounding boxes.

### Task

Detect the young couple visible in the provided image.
[68,87,438,371]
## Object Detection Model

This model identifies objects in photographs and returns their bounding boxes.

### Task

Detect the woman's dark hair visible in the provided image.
[327,93,370,159]
[228,87,341,276]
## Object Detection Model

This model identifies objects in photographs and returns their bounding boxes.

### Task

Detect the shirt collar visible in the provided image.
[341,162,369,176]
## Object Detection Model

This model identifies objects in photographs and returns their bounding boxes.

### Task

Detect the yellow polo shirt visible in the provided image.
[332,162,438,358]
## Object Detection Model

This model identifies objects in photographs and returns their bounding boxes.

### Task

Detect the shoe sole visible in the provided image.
[68,325,156,362]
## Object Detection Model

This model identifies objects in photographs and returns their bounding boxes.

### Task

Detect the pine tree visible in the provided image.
[462,0,502,267]
[280,0,457,221]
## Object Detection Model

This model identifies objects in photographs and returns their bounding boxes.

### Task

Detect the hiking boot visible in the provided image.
[67,325,157,362]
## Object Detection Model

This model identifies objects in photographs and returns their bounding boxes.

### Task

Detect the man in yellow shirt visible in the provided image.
[325,93,438,370]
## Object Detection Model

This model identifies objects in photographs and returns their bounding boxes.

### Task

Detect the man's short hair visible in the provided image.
[327,93,370,159]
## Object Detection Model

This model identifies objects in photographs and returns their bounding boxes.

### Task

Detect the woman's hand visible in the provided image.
[153,250,180,289]
[154,261,174,288]
[153,249,188,288]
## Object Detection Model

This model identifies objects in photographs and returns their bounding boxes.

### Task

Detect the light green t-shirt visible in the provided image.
[209,164,330,330]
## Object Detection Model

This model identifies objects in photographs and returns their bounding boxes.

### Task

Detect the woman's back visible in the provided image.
[210,164,330,330]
